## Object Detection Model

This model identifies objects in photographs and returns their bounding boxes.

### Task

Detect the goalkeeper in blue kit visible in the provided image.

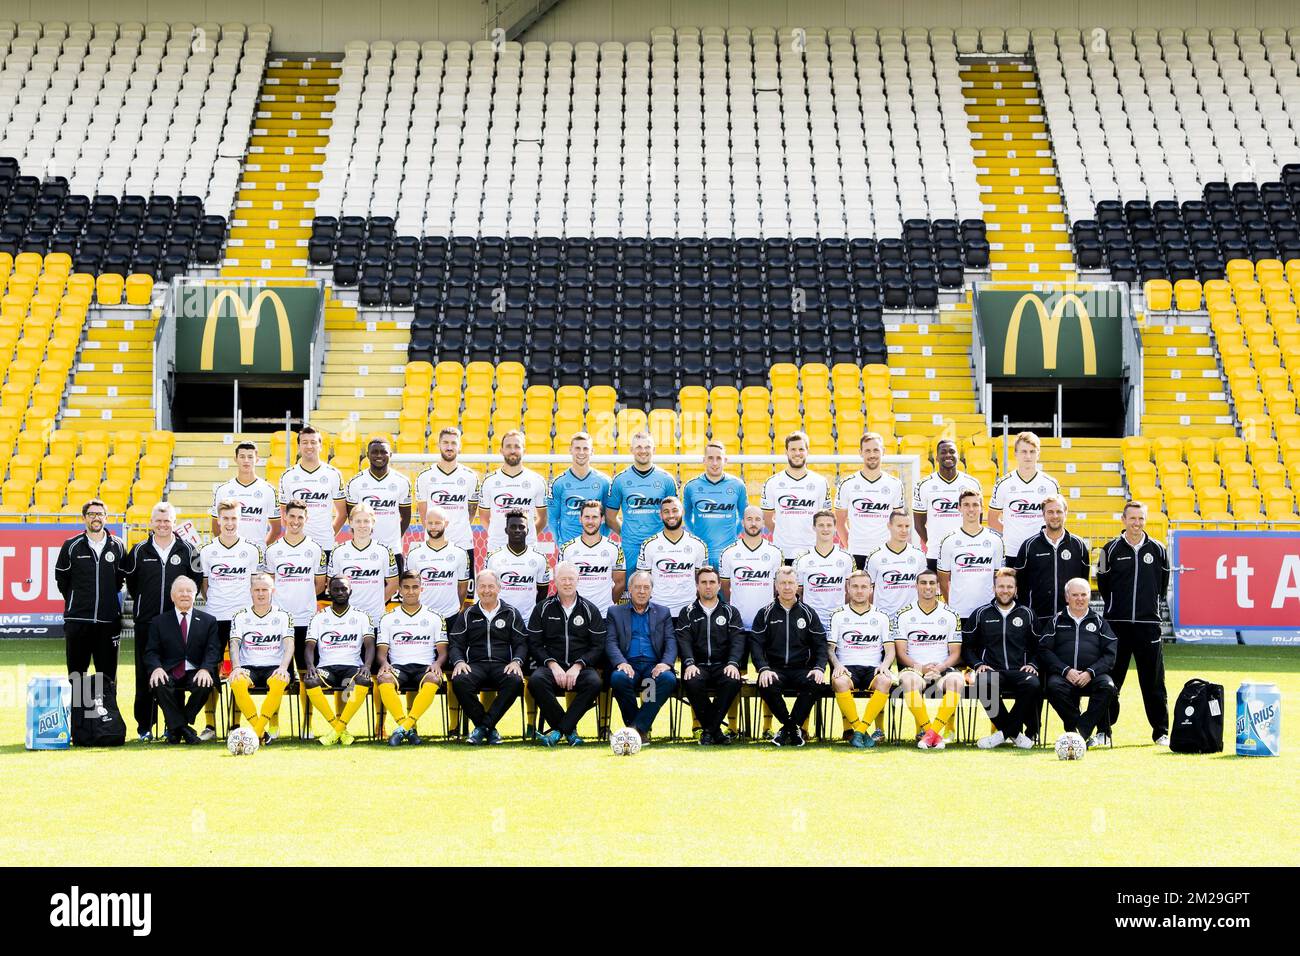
[682,440,747,567]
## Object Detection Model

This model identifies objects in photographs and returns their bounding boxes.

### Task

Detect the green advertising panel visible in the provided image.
[976,285,1126,379]
[174,283,321,375]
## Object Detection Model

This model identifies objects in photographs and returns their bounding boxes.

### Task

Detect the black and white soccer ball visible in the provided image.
[1054,732,1086,760]
[609,727,642,756]
[227,726,260,756]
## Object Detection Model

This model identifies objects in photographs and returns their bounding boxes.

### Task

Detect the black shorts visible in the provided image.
[216,619,233,644]
[926,557,938,572]
[236,664,283,688]
[292,625,309,670]
[465,547,477,596]
[843,664,883,690]
[394,552,406,576]
[390,662,436,692]
[853,554,868,570]
[316,664,368,689]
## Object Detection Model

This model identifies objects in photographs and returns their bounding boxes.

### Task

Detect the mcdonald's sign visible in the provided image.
[174,283,321,375]
[975,286,1125,379]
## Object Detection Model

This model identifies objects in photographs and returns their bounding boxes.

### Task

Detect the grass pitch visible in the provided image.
[1,640,1295,867]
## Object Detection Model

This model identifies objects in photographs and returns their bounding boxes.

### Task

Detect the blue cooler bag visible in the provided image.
[26,676,72,750]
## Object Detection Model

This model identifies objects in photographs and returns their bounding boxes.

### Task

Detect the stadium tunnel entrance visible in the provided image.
[989,380,1127,439]
[171,378,305,433]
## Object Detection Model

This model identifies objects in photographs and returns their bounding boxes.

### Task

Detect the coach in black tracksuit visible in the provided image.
[1039,579,1119,741]
[676,568,746,744]
[123,509,199,737]
[1096,503,1171,742]
[750,569,828,746]
[1011,499,1090,632]
[526,572,606,740]
[964,571,1042,740]
[447,574,529,740]
[53,501,127,681]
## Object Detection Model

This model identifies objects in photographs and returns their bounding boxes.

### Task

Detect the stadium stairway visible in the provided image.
[1140,320,1236,440]
[962,61,1075,284]
[61,312,158,436]
[221,57,339,279]
[309,295,410,443]
[168,433,271,523]
[886,300,986,442]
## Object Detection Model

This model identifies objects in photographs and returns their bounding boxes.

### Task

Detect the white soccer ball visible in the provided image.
[227,726,260,756]
[609,727,642,756]
[1054,732,1087,761]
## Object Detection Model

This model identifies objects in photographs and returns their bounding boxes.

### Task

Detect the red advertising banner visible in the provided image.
[0,524,119,637]
[1172,530,1300,631]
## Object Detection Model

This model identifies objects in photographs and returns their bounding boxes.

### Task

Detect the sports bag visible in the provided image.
[1169,678,1224,754]
[71,675,127,747]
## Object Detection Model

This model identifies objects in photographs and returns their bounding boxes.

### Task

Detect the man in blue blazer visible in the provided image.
[605,570,677,743]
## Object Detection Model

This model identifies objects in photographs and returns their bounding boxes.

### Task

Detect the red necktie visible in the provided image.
[172,613,188,679]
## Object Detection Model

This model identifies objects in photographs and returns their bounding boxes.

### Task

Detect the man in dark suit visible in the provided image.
[144,575,223,744]
[605,570,677,744]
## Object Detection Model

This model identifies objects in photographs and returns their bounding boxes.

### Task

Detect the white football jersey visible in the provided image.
[559,535,624,615]
[198,537,265,621]
[835,471,905,556]
[405,540,469,619]
[345,469,413,555]
[828,604,892,668]
[328,540,397,625]
[477,467,549,551]
[989,469,1060,557]
[278,462,344,551]
[485,546,551,620]
[378,605,445,667]
[792,545,856,629]
[637,530,709,614]
[937,526,1005,617]
[913,470,983,558]
[211,477,278,544]
[264,535,325,626]
[760,469,831,558]
[230,606,293,668]
[414,463,479,549]
[892,600,962,668]
[306,605,374,668]
[718,538,784,628]
[864,543,928,619]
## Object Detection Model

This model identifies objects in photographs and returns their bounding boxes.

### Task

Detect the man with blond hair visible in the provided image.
[1011,494,1090,633]
[988,430,1060,558]
[477,429,549,552]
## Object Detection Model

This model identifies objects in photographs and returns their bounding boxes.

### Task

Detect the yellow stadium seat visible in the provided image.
[587,385,617,416]
[523,385,554,413]
[1230,486,1262,516]
[123,274,153,306]
[769,363,798,393]
[13,252,42,276]
[1173,279,1202,311]
[1189,462,1222,489]
[1254,459,1286,493]
[1266,388,1296,417]
[1202,279,1234,310]
[1276,414,1300,445]
[1120,435,1151,462]
[1182,436,1216,466]
[404,360,433,386]
[1144,279,1173,311]
[1198,485,1228,515]
[1150,436,1183,467]
[648,409,679,451]
[94,274,123,306]
[679,385,708,419]
[1,478,33,511]
[1264,487,1296,518]
[1164,486,1196,518]
[434,361,463,388]
[1217,436,1247,466]
[33,478,66,512]
[1256,258,1285,283]
[799,363,830,394]
[1235,390,1266,421]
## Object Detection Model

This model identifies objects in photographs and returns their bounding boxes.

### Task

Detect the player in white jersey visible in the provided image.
[303,575,376,746]
[558,499,625,614]
[828,570,897,749]
[414,426,479,552]
[404,506,469,620]
[197,499,265,738]
[988,430,1060,558]
[719,505,784,629]
[327,503,398,626]
[210,440,280,546]
[278,425,345,555]
[637,496,709,615]
[376,571,447,746]
[913,438,983,568]
[834,431,905,565]
[485,510,551,620]
[893,568,964,749]
[865,510,928,619]
[477,429,548,552]
[761,430,831,560]
[227,573,294,742]
[264,500,326,631]
[937,489,1005,623]
[792,510,857,631]
[345,436,412,569]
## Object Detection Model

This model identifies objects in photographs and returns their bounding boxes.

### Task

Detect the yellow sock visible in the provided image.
[378,682,407,725]
[905,690,932,733]
[337,683,370,731]
[935,690,960,736]
[835,691,865,734]
[260,677,287,736]
[306,686,337,724]
[862,689,890,727]
[405,682,438,729]
[230,678,259,730]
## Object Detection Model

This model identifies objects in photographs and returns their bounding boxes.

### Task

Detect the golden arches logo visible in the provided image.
[199,289,294,371]
[1003,293,1097,375]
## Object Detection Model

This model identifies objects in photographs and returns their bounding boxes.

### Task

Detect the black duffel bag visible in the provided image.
[1169,678,1225,754]
[71,675,127,747]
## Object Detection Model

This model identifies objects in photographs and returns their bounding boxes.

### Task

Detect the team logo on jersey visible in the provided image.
[242,630,280,646]
[881,569,918,585]
[807,572,845,587]
[239,502,267,517]
[907,629,945,644]
[339,564,382,581]
[733,567,773,582]
[169,554,181,565]
[318,630,350,647]
[625,494,664,510]
[1009,499,1043,515]
[276,562,315,578]
[206,563,249,580]
[420,567,456,582]
[494,618,506,628]
[289,487,331,504]
[361,494,399,511]
[1086,622,1097,631]
[715,615,727,626]
[778,494,817,510]
[492,492,533,509]
[849,498,895,517]
[391,629,427,645]
[1061,550,1071,560]
[103,552,115,563]
[696,500,737,513]
[497,571,536,586]
[430,490,469,507]
[955,553,995,569]
[796,618,806,628]
[1143,553,1153,564]
[573,559,613,577]
[841,628,875,645]
[1012,616,1024,627]
[573,616,584,626]
[654,558,695,573]
[932,499,961,514]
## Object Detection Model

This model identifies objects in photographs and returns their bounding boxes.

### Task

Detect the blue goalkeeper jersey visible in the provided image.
[683,473,747,566]
[547,467,611,544]
[605,465,678,570]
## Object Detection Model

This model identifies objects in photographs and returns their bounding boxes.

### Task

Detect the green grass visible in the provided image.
[1,640,1296,866]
